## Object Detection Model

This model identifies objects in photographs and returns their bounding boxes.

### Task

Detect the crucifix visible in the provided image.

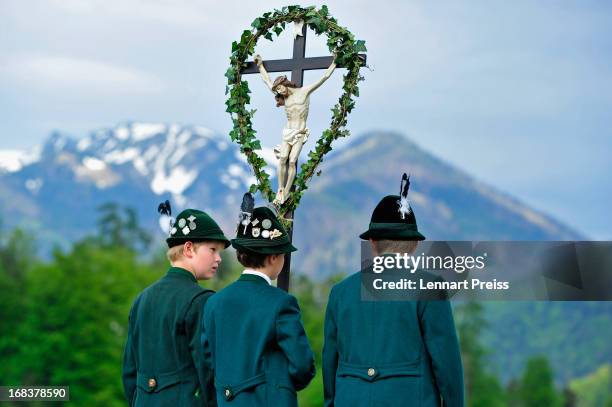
[242,21,366,292]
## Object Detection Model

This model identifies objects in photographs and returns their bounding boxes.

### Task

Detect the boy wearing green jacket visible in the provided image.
[122,205,230,406]
[202,196,315,406]
[323,174,464,407]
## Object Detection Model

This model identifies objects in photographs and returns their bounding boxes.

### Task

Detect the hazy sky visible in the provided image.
[1,0,611,238]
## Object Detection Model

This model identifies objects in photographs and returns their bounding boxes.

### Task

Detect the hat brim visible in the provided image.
[359,228,426,241]
[231,239,297,255]
[167,234,231,249]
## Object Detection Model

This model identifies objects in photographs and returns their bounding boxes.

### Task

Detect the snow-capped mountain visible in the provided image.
[0,123,583,278]
[1,122,258,205]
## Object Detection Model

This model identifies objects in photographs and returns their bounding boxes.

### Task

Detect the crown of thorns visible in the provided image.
[272,75,297,92]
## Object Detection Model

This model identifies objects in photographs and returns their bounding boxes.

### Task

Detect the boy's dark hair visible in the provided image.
[236,249,270,269]
[371,239,419,255]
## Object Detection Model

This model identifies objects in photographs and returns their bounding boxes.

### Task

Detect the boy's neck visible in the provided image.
[245,267,276,281]
[171,261,196,279]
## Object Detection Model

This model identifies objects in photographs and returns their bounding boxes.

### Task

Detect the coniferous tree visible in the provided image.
[0,226,36,385]
[96,203,151,250]
[520,356,561,407]
[455,301,506,407]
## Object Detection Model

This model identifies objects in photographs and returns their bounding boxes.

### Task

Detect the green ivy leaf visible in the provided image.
[224,67,236,81]
[354,40,367,53]
[240,30,251,43]
[251,17,263,30]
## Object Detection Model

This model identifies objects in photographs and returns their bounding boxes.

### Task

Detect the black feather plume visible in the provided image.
[240,193,255,214]
[398,173,412,219]
[238,192,255,232]
[157,200,172,216]
[400,173,410,198]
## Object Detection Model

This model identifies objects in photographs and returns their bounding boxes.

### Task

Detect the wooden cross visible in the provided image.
[242,23,366,291]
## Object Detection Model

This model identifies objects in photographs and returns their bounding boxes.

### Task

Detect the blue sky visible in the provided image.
[1,0,611,238]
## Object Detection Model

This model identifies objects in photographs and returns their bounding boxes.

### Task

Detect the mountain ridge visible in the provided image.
[0,122,584,277]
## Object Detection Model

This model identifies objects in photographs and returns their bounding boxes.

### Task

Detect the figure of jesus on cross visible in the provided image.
[253,53,336,204]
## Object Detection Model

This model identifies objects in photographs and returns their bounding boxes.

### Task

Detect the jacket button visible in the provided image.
[367,368,376,377]
[224,388,232,399]
[148,378,157,388]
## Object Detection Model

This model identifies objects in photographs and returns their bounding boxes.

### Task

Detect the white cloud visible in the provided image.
[0,147,41,172]
[0,150,27,172]
[1,55,167,95]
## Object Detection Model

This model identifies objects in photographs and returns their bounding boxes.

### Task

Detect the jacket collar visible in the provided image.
[167,266,197,283]
[239,271,271,285]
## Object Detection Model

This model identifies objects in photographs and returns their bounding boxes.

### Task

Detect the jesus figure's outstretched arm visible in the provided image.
[304,60,337,95]
[254,54,274,91]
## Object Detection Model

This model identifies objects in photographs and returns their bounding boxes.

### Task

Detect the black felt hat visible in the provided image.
[359,174,426,241]
[231,194,297,255]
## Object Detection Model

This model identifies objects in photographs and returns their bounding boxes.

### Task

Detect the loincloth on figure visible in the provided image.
[274,127,309,159]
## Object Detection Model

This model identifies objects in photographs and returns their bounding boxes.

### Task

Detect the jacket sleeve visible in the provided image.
[122,302,138,406]
[322,287,339,407]
[419,299,465,407]
[201,300,215,376]
[186,291,217,407]
[275,294,316,391]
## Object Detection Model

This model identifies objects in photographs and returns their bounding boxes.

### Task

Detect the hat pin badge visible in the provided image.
[244,216,258,234]
[187,215,197,230]
[262,218,272,230]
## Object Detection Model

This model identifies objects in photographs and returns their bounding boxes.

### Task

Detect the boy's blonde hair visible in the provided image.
[371,239,418,255]
[166,241,207,263]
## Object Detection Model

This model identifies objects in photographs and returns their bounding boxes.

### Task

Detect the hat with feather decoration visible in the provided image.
[359,173,426,241]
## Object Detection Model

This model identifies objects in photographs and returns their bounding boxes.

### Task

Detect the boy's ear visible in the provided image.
[265,254,275,266]
[182,241,194,258]
[266,254,279,266]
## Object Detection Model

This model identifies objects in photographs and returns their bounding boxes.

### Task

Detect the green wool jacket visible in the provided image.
[122,267,216,407]
[323,271,464,407]
[202,273,316,406]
